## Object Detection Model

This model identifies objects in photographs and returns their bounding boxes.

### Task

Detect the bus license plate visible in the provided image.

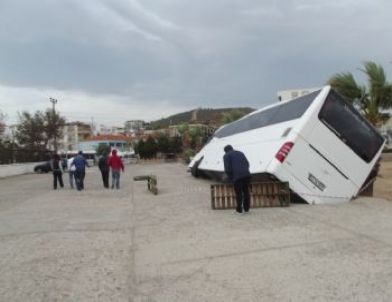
[308,173,326,191]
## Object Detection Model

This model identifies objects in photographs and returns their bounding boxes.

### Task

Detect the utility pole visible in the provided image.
[90,117,96,136]
[49,97,58,152]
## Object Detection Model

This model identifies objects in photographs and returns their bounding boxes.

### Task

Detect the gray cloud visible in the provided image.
[0,0,391,124]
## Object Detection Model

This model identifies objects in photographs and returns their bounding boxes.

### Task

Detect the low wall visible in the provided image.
[0,162,42,178]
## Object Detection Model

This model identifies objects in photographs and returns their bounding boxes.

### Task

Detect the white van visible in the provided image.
[188,86,385,204]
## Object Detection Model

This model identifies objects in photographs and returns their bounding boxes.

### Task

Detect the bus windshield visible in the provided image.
[318,90,385,163]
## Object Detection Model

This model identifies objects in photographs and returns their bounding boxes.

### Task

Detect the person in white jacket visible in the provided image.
[67,157,76,189]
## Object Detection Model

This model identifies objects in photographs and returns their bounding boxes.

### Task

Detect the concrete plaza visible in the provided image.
[1,162,392,301]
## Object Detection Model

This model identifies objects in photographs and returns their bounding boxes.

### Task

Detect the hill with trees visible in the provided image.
[148,107,255,129]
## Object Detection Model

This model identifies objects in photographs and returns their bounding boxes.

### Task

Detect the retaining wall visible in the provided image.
[0,162,42,178]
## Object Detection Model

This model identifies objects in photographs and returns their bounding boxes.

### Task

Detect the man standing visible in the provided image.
[108,149,124,189]
[50,153,64,190]
[71,151,88,191]
[223,145,251,213]
[98,152,110,188]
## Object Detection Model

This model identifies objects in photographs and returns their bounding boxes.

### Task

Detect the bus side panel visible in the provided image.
[193,121,296,174]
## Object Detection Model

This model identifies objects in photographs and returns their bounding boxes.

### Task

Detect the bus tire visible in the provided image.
[191,157,203,178]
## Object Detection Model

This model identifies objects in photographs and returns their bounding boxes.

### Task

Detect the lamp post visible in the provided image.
[49,97,58,152]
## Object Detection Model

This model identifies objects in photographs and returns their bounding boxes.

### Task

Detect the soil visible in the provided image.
[374,159,392,201]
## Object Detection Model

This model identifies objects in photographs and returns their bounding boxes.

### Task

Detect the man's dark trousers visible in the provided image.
[101,170,109,188]
[74,169,85,191]
[53,170,64,189]
[233,176,251,212]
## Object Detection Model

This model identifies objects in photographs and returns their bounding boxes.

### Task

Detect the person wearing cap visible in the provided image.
[71,151,89,191]
[108,149,124,189]
[223,145,251,214]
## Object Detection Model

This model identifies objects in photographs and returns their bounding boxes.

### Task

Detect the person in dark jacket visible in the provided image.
[71,151,89,191]
[50,153,64,189]
[108,149,124,189]
[223,145,251,213]
[98,152,110,188]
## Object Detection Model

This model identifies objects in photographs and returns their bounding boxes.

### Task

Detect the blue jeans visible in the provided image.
[111,170,121,189]
[69,170,75,189]
[74,169,85,191]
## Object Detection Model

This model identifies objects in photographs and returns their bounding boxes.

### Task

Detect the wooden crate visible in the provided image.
[210,182,290,209]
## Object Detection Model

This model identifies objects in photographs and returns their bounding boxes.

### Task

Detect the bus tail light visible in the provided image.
[275,142,294,163]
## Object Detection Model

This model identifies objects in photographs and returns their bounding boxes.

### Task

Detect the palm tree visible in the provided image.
[328,61,392,126]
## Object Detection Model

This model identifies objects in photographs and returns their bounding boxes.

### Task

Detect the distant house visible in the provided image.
[60,122,92,151]
[77,134,129,152]
[124,120,145,134]
[277,87,321,102]
[97,124,125,136]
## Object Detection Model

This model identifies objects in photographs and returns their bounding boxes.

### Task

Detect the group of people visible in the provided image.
[50,149,124,191]
[51,145,251,215]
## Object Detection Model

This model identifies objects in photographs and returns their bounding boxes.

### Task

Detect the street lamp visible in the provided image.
[49,98,58,152]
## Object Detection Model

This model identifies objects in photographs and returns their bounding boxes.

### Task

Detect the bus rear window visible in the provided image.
[318,90,384,163]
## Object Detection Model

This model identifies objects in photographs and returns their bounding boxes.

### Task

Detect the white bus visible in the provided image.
[62,150,97,166]
[189,86,385,204]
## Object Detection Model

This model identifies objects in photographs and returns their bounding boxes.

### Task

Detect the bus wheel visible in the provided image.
[191,157,203,178]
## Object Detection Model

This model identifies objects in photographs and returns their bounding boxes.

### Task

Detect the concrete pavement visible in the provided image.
[1,163,392,301]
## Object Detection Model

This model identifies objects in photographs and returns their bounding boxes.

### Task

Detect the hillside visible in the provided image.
[149,107,255,129]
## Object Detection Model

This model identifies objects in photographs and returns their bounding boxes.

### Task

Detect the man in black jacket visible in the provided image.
[98,152,110,188]
[223,145,251,213]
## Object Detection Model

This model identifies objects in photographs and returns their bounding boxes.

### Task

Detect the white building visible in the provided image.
[59,122,92,151]
[97,124,125,135]
[277,87,321,102]
[124,120,145,133]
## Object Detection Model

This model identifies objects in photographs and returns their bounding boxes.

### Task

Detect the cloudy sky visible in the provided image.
[1,0,391,127]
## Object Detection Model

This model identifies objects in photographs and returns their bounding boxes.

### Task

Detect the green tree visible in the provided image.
[96,143,111,156]
[144,136,158,158]
[156,133,170,153]
[328,61,392,126]
[135,140,145,157]
[188,126,202,149]
[169,135,182,153]
[0,110,6,139]
[177,123,189,137]
[220,109,248,126]
[135,136,158,159]
[44,108,65,151]
[15,111,47,150]
[15,109,66,151]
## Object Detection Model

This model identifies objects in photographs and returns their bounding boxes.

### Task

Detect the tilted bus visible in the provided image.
[188,86,385,204]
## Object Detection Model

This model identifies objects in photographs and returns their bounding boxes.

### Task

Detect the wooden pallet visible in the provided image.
[211,182,290,209]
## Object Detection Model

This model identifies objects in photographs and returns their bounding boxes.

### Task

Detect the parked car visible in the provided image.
[34,159,67,173]
[34,161,51,173]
